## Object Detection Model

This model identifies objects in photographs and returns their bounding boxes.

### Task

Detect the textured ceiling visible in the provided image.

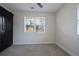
[1,3,64,12]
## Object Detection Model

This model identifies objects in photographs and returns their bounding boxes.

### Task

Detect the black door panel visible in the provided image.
[0,6,13,52]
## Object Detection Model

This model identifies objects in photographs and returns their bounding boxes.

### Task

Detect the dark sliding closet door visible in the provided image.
[0,6,13,51]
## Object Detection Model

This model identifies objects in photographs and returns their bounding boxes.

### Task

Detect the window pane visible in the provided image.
[24,17,35,32]
[35,18,45,32]
[77,21,79,34]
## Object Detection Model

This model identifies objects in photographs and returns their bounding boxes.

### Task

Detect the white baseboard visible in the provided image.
[13,42,55,45]
[56,43,76,56]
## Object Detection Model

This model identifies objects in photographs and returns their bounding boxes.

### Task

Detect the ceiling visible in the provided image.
[1,3,64,12]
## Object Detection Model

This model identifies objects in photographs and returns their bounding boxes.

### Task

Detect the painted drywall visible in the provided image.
[56,4,79,56]
[13,11,55,44]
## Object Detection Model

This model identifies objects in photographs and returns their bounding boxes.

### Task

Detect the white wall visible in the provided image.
[56,4,79,56]
[13,11,56,44]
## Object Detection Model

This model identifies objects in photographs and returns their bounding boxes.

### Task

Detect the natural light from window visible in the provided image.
[77,5,79,35]
[24,17,45,33]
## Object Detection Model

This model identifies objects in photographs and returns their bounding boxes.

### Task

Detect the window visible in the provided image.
[24,17,45,32]
[77,5,79,35]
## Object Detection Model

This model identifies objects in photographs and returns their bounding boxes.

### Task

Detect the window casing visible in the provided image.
[24,17,45,32]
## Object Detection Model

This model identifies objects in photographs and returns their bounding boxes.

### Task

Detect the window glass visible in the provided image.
[24,17,45,32]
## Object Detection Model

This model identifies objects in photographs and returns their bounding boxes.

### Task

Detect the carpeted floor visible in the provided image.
[0,44,70,56]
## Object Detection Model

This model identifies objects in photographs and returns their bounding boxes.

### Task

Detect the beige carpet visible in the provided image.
[0,44,70,56]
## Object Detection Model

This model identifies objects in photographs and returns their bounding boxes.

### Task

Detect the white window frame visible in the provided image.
[24,16,45,33]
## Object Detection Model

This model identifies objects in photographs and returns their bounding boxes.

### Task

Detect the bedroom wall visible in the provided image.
[56,4,79,56]
[13,11,56,44]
